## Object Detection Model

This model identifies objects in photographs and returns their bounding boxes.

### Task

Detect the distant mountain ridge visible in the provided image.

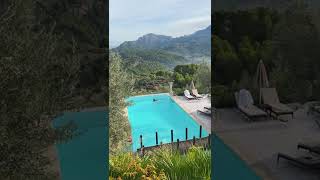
[134,33,172,48]
[114,25,211,69]
[162,25,211,57]
[118,25,211,56]
[213,0,320,11]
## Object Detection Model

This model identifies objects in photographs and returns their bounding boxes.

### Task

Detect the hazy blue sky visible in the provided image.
[110,0,211,47]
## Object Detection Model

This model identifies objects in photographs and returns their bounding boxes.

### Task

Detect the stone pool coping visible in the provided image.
[171,95,211,133]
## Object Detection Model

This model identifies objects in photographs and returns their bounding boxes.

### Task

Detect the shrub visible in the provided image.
[212,85,235,108]
[150,147,211,180]
[109,147,211,180]
[109,153,167,180]
[173,88,184,96]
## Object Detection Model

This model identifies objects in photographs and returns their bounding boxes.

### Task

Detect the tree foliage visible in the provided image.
[269,1,320,102]
[213,2,320,105]
[213,35,241,85]
[36,0,107,103]
[172,64,199,89]
[0,1,80,179]
[194,63,211,94]
[116,47,188,69]
[109,52,134,154]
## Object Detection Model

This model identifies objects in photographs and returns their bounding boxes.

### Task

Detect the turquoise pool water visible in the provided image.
[212,134,261,180]
[127,94,209,151]
[53,111,107,180]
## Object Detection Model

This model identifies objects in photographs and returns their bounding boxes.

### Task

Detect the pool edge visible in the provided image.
[171,96,211,133]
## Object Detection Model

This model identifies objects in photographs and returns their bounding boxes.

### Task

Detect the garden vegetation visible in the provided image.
[109,147,211,180]
[213,2,320,107]
[0,0,106,179]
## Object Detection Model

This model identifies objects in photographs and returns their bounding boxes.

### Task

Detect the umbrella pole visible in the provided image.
[259,89,261,104]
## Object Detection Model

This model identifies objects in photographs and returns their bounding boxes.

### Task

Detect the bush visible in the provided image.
[194,62,211,94]
[151,147,211,180]
[173,88,184,96]
[109,153,167,180]
[212,85,235,108]
[109,147,211,180]
[156,71,165,76]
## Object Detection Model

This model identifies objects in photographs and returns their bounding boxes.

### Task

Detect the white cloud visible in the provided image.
[173,16,211,26]
[167,16,211,37]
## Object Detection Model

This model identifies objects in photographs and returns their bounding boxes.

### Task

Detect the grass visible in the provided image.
[109,146,211,180]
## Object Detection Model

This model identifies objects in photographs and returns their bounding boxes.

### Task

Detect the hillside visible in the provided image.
[213,0,320,11]
[114,25,211,68]
[115,47,188,69]
[119,33,172,49]
[163,25,211,57]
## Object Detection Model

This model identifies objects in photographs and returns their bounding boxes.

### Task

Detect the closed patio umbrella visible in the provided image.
[255,60,269,104]
[190,80,195,90]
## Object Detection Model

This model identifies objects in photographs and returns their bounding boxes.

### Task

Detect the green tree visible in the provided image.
[184,74,193,84]
[173,64,199,76]
[238,70,251,90]
[156,70,165,77]
[109,52,134,154]
[271,1,320,101]
[258,40,274,70]
[0,1,80,179]
[194,62,211,93]
[238,36,259,74]
[213,35,241,85]
[173,72,186,88]
[172,64,200,89]
[36,0,107,103]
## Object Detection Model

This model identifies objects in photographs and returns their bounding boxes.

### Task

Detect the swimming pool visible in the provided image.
[212,134,261,180]
[53,111,107,180]
[127,93,209,151]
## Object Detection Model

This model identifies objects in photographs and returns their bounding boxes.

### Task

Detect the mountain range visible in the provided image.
[113,25,211,69]
[213,0,320,11]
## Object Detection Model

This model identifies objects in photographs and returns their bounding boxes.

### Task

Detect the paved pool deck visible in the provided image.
[172,95,211,133]
[214,102,320,180]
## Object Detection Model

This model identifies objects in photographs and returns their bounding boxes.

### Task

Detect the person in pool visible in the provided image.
[153,98,158,102]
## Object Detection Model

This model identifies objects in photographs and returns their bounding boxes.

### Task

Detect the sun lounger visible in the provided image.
[313,105,320,113]
[261,88,294,120]
[315,119,320,128]
[308,102,320,115]
[298,143,320,155]
[205,106,217,113]
[184,90,197,100]
[204,106,211,110]
[191,89,203,98]
[235,90,267,121]
[197,109,211,116]
[277,153,320,169]
[307,103,320,127]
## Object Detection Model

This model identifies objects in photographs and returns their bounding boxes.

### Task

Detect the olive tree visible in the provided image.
[109,52,134,154]
[0,1,80,179]
[194,62,211,94]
